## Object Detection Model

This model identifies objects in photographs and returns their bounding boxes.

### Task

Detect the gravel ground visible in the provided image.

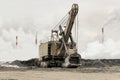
[0,66,120,80]
[0,70,120,80]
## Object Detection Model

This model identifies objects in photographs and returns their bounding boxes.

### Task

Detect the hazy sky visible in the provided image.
[0,0,120,61]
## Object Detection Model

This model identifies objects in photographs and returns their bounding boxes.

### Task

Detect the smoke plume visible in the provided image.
[82,9,120,59]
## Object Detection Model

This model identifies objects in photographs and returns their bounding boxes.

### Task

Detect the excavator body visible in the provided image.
[39,4,81,68]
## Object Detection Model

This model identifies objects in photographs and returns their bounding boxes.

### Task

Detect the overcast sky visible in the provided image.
[0,0,120,61]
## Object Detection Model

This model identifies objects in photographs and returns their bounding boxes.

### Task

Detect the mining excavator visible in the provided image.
[39,4,81,68]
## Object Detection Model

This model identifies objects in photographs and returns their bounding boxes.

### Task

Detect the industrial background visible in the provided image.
[0,0,120,61]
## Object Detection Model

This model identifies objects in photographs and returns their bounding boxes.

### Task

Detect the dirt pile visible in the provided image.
[10,58,40,67]
[81,59,120,67]
[10,58,120,68]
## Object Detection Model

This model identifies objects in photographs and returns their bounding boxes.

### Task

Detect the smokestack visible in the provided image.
[102,27,104,44]
[16,36,18,46]
[35,32,37,45]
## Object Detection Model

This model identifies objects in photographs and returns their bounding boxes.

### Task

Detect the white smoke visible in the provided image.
[82,9,120,59]
[82,39,120,59]
[0,17,51,61]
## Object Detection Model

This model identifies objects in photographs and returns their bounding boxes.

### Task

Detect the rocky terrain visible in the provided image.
[0,59,120,80]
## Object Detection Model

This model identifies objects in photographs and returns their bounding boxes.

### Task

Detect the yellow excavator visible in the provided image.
[39,4,81,68]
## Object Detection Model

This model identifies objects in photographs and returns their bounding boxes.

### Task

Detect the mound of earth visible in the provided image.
[10,58,40,67]
[81,59,120,67]
[10,58,120,68]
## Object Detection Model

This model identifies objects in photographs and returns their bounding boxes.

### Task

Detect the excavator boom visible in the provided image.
[64,4,78,42]
[57,4,79,56]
